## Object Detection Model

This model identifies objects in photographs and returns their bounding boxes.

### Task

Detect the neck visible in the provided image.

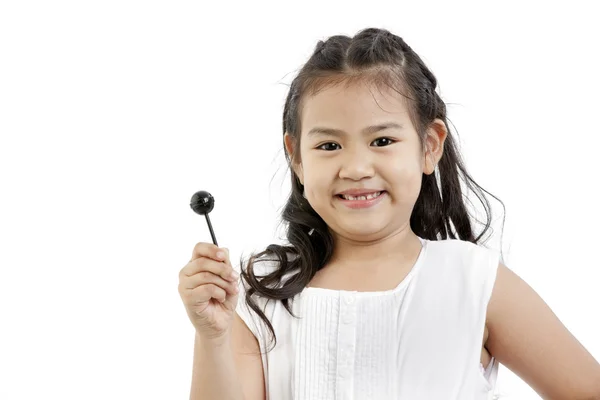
[327,223,421,271]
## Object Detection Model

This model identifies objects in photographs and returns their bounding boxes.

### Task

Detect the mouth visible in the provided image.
[336,191,386,201]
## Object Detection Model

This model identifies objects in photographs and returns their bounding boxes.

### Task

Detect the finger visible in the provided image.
[180,256,237,282]
[181,270,239,294]
[189,242,225,263]
[193,283,228,304]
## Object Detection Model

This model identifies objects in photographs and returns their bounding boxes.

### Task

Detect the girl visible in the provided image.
[179,27,600,399]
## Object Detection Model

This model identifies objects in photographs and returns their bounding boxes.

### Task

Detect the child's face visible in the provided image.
[285,82,445,241]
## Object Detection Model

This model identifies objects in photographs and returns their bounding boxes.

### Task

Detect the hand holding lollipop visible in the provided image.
[178,190,240,344]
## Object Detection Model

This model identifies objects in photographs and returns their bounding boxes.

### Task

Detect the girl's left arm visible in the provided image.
[485,263,600,400]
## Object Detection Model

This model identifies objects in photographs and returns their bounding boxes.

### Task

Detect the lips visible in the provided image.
[337,189,385,196]
[336,190,387,209]
[338,191,384,200]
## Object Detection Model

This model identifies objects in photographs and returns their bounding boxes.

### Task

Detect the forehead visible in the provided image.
[301,82,411,134]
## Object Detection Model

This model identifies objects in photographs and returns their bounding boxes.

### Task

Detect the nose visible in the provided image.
[337,146,375,181]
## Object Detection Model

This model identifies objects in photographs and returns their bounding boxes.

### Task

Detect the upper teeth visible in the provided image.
[341,191,382,201]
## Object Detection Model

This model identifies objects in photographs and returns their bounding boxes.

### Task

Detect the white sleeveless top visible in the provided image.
[235,237,501,399]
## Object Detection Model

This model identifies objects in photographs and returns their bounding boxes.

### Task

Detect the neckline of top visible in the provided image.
[301,236,429,297]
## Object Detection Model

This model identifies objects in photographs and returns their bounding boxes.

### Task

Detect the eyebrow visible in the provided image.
[307,122,404,138]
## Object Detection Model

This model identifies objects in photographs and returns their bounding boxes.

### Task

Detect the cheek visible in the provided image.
[302,167,330,195]
[387,161,423,196]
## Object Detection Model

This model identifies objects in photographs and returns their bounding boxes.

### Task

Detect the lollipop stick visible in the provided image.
[205,214,218,246]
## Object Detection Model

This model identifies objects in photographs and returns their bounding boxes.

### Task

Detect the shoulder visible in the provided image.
[427,237,496,253]
[237,250,299,308]
[235,250,299,340]
[425,237,501,275]
[241,250,299,287]
[425,237,495,254]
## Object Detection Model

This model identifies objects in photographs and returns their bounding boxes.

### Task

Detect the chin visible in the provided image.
[338,222,385,237]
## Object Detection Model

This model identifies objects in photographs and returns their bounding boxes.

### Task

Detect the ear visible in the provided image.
[284,132,304,184]
[422,119,448,175]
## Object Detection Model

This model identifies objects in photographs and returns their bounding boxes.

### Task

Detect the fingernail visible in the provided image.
[230,271,239,279]
[216,251,225,260]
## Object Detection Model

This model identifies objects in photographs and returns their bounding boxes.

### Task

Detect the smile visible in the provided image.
[335,191,387,209]
[338,191,383,201]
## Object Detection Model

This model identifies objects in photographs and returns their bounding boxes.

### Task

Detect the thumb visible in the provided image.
[223,248,241,309]
[224,248,238,275]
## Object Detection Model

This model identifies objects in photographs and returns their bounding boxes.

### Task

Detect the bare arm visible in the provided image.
[189,313,266,400]
[486,263,600,399]
[190,332,245,400]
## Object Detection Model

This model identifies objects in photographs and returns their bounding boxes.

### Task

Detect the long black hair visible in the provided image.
[238,27,505,352]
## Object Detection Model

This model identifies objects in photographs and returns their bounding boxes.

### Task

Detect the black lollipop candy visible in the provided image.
[190,190,218,246]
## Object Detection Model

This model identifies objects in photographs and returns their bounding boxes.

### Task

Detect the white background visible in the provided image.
[1,1,599,399]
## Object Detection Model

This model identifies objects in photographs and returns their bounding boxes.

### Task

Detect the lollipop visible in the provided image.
[190,190,218,246]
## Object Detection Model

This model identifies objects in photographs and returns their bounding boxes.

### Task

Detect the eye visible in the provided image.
[371,137,396,147]
[316,142,340,151]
